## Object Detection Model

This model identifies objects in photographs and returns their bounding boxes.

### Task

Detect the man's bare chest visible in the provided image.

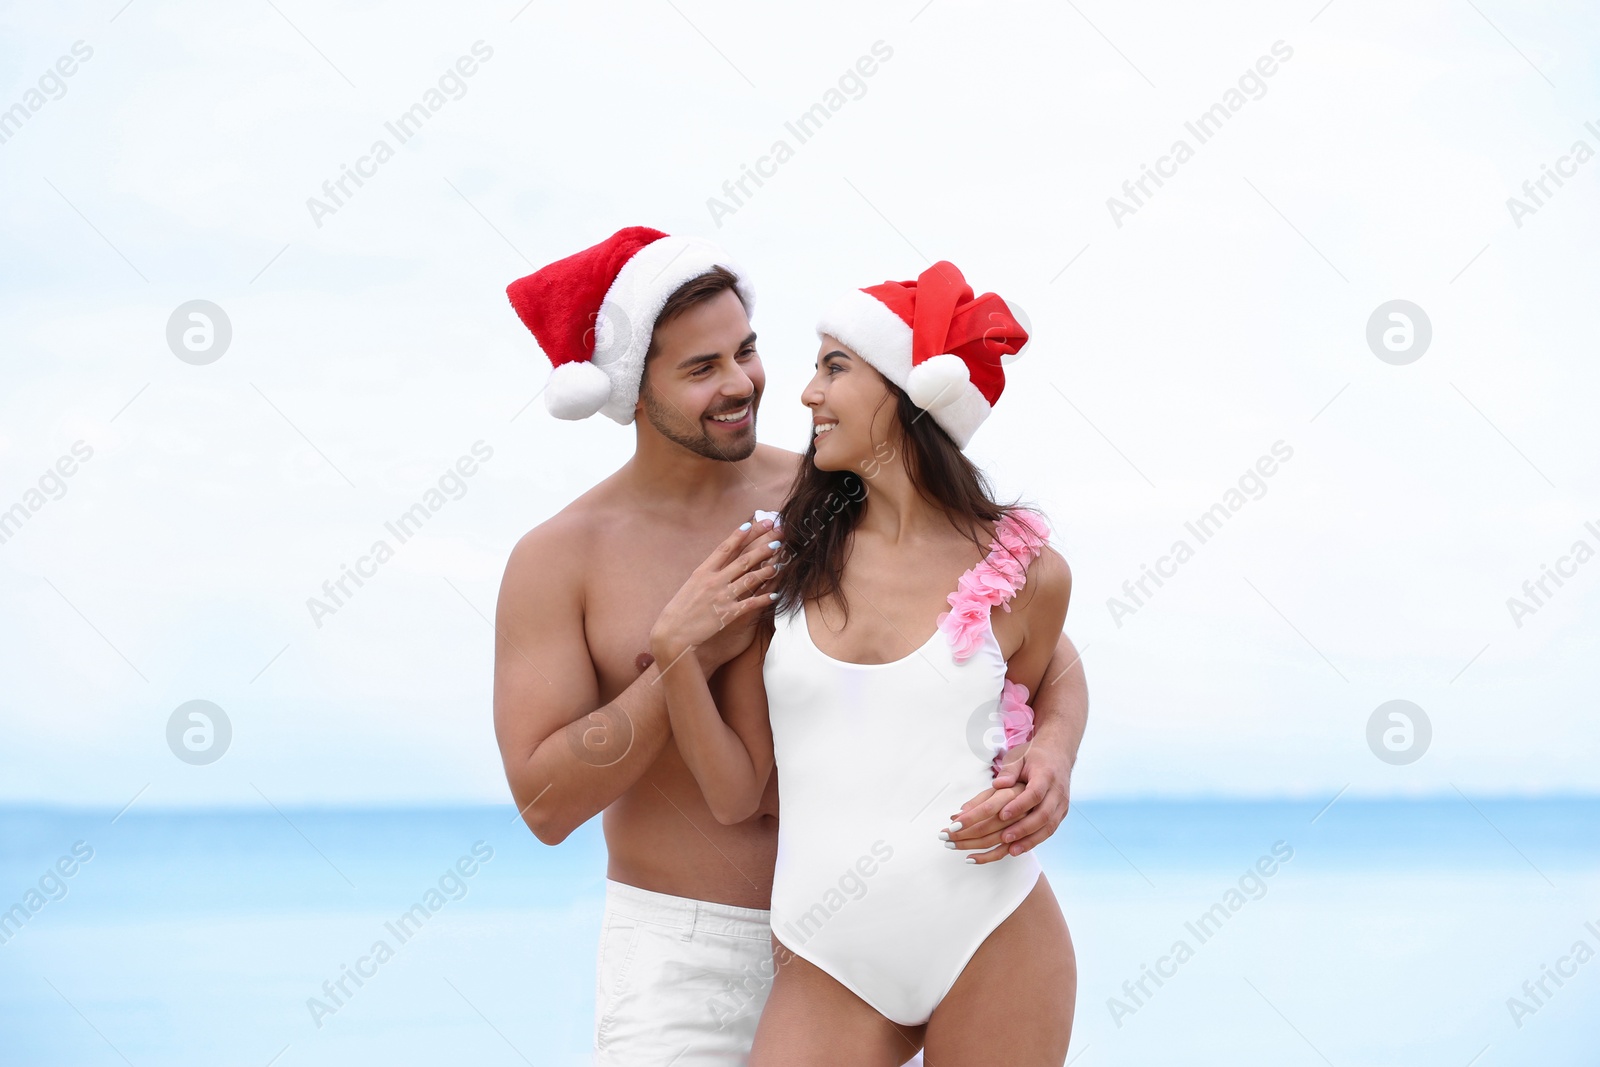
[582,530,751,699]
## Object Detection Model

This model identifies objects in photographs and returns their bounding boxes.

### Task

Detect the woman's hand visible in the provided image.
[650,518,784,675]
[945,742,1073,862]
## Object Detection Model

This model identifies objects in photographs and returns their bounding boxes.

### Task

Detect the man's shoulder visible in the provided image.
[755,441,805,465]
[503,480,623,592]
[752,442,805,487]
[509,504,589,560]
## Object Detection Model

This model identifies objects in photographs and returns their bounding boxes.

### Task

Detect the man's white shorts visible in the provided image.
[594,878,925,1065]
[594,878,775,1064]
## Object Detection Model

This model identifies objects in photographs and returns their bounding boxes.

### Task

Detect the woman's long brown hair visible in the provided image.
[769,379,1027,627]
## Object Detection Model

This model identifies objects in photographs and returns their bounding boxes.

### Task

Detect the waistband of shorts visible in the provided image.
[604,878,771,940]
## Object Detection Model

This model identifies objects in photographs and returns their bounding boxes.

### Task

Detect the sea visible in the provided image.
[1,798,1596,1066]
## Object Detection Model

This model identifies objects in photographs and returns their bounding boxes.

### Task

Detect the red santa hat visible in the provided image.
[506,226,755,423]
[814,261,1028,448]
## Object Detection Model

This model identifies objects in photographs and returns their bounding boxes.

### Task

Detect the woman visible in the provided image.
[651,262,1077,1064]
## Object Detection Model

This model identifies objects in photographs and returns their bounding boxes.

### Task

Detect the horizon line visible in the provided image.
[3,790,1599,815]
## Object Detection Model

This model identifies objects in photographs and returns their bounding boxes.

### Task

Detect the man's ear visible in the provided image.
[634,352,656,414]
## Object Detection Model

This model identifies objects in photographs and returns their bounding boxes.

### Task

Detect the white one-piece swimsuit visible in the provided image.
[761,511,1048,1027]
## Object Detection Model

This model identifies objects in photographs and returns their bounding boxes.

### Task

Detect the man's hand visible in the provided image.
[943,740,1073,864]
[649,518,783,676]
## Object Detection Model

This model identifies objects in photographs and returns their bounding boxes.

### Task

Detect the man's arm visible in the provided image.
[1028,633,1088,778]
[493,517,780,845]
[1002,630,1088,835]
[493,523,673,845]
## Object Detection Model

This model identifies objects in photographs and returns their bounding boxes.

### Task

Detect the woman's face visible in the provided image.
[802,335,900,472]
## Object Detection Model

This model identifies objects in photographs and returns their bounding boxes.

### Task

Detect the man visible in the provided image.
[493,226,1088,1064]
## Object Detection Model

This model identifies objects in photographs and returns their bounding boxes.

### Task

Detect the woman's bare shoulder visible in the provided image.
[1021,543,1072,618]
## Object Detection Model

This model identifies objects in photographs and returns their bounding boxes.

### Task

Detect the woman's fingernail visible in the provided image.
[767,540,781,549]
[944,841,957,849]
[739,522,751,531]
[769,592,779,600]
[964,856,977,864]
[938,830,950,841]
[947,821,962,832]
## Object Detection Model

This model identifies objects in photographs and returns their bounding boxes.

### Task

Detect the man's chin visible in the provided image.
[642,397,759,462]
[708,426,757,462]
[700,410,758,458]
[671,423,756,463]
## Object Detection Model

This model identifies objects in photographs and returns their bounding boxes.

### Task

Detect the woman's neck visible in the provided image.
[853,454,947,547]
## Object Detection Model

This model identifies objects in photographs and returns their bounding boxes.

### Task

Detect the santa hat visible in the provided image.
[506,226,755,423]
[814,261,1028,448]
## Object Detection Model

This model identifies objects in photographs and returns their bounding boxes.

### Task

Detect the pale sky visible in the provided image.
[2,0,1596,806]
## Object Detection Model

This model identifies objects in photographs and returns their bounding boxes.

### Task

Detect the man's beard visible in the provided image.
[641,383,758,462]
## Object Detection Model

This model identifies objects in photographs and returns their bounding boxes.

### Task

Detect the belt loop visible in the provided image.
[681,900,698,941]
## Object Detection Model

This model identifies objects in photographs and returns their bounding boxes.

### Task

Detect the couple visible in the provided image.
[494,226,1087,1065]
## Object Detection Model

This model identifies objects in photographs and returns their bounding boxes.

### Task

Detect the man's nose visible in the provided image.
[722,364,755,395]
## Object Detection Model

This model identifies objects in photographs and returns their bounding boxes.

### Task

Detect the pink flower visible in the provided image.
[998,679,1034,747]
[997,510,1050,554]
[958,566,1015,606]
[991,680,1035,773]
[941,510,1054,663]
[936,603,990,661]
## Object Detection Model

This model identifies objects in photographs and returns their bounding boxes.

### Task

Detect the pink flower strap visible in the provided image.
[935,510,1052,663]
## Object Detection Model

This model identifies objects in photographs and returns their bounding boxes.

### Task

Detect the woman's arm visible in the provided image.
[651,625,775,826]
[1003,546,1073,697]
[946,546,1075,862]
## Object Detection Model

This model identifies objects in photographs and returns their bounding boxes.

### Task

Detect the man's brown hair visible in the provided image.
[646,265,744,362]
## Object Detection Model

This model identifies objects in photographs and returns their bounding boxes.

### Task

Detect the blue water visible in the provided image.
[1,798,1596,1065]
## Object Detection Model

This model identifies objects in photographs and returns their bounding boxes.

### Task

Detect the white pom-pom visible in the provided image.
[905,353,970,411]
[544,360,612,420]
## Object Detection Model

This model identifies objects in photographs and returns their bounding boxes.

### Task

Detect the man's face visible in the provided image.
[638,288,763,462]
